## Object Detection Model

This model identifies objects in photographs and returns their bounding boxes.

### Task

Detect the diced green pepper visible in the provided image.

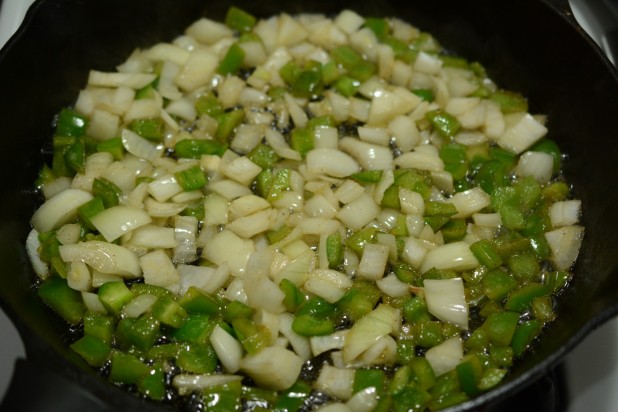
[290,127,314,156]
[511,319,543,356]
[291,314,335,336]
[326,231,344,268]
[505,283,549,313]
[470,239,504,270]
[177,343,218,373]
[175,165,207,191]
[195,93,224,117]
[116,315,160,351]
[92,178,122,208]
[232,318,271,353]
[78,197,105,230]
[345,227,377,256]
[96,137,124,160]
[351,170,383,183]
[482,311,520,346]
[489,90,528,114]
[248,143,280,169]
[98,281,133,316]
[37,276,86,325]
[272,380,311,412]
[175,138,227,158]
[70,335,111,367]
[279,279,304,312]
[83,311,115,345]
[426,109,461,138]
[225,6,256,33]
[179,287,222,315]
[214,109,245,142]
[55,108,88,137]
[218,43,246,75]
[409,357,436,390]
[151,295,188,328]
[128,118,164,141]
[481,269,518,301]
[224,299,255,322]
[108,351,150,385]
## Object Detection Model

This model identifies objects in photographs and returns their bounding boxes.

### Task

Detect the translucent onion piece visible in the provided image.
[425,336,464,376]
[346,387,378,412]
[59,241,141,277]
[122,294,158,318]
[209,324,243,373]
[26,229,48,279]
[549,200,581,228]
[310,330,348,357]
[90,205,152,242]
[173,373,243,396]
[306,148,361,178]
[31,189,93,233]
[239,346,304,391]
[515,151,554,184]
[446,187,491,218]
[420,241,479,274]
[424,278,468,329]
[121,128,164,161]
[545,225,585,270]
[139,249,179,287]
[342,304,400,364]
[315,365,355,401]
[497,112,548,154]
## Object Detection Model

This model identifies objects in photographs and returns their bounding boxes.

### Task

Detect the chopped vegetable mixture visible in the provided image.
[27,6,584,411]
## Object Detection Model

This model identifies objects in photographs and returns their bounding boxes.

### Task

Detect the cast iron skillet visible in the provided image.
[0,0,616,410]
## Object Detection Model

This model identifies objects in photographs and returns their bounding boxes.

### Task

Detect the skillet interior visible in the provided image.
[0,0,616,410]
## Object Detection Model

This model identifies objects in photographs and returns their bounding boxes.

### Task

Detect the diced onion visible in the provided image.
[90,205,152,242]
[31,189,93,233]
[342,304,400,364]
[420,241,479,274]
[239,346,304,391]
[423,278,468,329]
[425,336,464,376]
[59,241,141,277]
[209,324,243,373]
[545,225,584,270]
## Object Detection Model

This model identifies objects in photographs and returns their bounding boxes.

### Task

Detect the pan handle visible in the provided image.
[0,358,111,412]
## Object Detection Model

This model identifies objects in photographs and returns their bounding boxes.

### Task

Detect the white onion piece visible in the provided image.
[81,291,107,314]
[264,128,302,161]
[177,263,230,295]
[357,243,390,281]
[316,404,351,412]
[346,387,378,412]
[122,294,158,318]
[202,230,254,275]
[26,229,48,279]
[306,148,361,178]
[342,304,400,364]
[121,128,164,161]
[549,200,581,228]
[173,215,198,264]
[339,137,394,170]
[425,336,464,376]
[129,225,177,249]
[31,189,93,233]
[43,176,72,199]
[394,151,444,172]
[139,249,179,287]
[90,205,152,242]
[376,273,411,298]
[420,241,479,274]
[515,151,554,184]
[310,330,348,357]
[545,225,584,270]
[497,112,548,154]
[304,269,352,303]
[315,365,355,401]
[59,241,141,277]
[210,324,243,373]
[173,374,243,396]
[147,174,183,202]
[424,278,468,329]
[278,313,312,361]
[446,187,491,218]
[67,261,92,292]
[337,193,380,230]
[88,70,156,89]
[239,346,304,391]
